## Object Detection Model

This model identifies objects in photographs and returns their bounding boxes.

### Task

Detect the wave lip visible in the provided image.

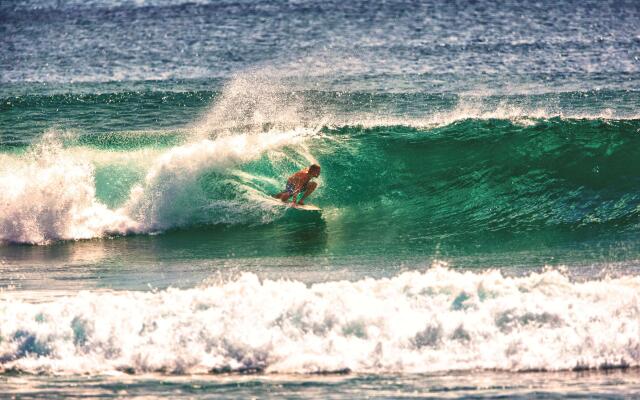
[1,267,639,375]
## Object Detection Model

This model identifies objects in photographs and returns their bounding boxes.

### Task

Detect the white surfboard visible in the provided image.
[287,203,321,211]
[264,197,321,211]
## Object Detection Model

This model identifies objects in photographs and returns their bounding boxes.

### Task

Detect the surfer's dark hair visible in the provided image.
[309,164,320,172]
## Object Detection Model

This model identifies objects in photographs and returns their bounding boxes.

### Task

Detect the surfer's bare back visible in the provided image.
[273,164,321,206]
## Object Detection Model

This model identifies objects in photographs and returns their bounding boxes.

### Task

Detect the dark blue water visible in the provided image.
[2,0,639,88]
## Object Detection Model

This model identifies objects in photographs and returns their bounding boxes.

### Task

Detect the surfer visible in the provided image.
[273,164,321,206]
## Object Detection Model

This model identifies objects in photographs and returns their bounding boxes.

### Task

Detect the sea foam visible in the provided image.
[1,267,639,375]
[0,129,315,244]
[0,136,140,244]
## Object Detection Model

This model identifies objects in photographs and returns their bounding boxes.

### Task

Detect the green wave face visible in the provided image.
[259,118,640,254]
[87,117,640,256]
[2,85,640,256]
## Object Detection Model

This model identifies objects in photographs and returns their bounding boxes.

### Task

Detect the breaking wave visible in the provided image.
[1,266,639,375]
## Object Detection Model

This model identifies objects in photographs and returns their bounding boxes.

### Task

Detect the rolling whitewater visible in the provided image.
[2,0,640,397]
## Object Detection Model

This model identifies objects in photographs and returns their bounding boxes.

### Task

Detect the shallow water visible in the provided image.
[2,370,640,399]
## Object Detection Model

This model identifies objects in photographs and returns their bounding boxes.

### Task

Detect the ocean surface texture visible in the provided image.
[1,0,640,398]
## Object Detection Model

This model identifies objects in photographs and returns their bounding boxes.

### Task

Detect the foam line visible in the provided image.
[1,267,639,375]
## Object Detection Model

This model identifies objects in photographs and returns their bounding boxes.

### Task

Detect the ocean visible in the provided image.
[1,0,640,397]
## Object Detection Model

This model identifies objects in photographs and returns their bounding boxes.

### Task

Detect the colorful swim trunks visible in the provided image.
[285,182,308,195]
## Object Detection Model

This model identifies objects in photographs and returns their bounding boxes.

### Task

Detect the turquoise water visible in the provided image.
[2,0,640,397]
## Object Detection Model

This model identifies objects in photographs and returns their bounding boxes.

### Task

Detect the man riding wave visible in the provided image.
[273,164,320,206]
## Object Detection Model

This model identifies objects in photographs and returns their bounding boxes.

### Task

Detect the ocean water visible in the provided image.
[2,0,640,397]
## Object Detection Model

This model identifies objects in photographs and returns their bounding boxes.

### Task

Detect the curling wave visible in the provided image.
[1,115,640,245]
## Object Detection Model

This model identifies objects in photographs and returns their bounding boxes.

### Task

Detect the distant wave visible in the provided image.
[0,0,214,12]
[3,88,639,124]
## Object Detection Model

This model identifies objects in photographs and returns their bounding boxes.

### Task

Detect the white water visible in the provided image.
[1,266,639,375]
[0,129,317,244]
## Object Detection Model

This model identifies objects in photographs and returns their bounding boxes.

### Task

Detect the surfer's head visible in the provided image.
[309,164,321,177]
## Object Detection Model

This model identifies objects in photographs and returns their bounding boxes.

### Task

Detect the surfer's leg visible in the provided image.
[276,192,291,202]
[298,182,317,205]
[273,191,291,201]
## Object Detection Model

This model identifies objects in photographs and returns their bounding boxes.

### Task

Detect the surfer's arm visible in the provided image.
[290,185,303,204]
